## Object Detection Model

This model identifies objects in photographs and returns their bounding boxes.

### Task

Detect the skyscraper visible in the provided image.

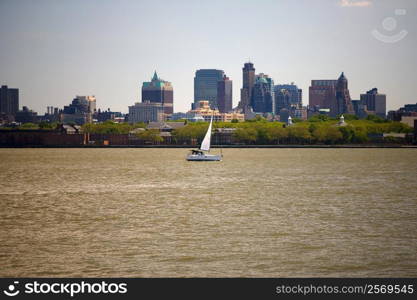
[238,62,255,112]
[309,73,354,117]
[142,71,174,115]
[217,75,233,113]
[274,88,291,114]
[360,88,386,118]
[251,73,274,113]
[335,72,354,116]
[194,69,224,109]
[309,80,337,110]
[0,85,19,116]
[274,83,302,114]
[274,84,302,106]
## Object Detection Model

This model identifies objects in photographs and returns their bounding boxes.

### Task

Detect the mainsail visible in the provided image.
[199,116,213,151]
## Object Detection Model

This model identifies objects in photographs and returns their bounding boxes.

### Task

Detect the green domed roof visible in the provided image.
[257,77,268,84]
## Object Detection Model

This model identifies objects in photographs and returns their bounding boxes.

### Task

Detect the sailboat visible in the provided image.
[186,115,222,161]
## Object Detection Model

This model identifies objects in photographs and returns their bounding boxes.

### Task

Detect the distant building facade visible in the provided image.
[335,72,354,117]
[142,71,173,115]
[238,62,256,113]
[189,100,244,122]
[309,80,337,111]
[194,69,224,109]
[128,101,164,123]
[63,96,96,114]
[388,103,417,121]
[61,95,96,125]
[251,73,274,113]
[217,75,233,113]
[274,83,302,108]
[360,88,386,118]
[309,73,354,117]
[0,85,19,117]
[15,106,38,123]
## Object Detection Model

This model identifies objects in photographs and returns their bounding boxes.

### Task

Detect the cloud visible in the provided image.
[339,0,372,7]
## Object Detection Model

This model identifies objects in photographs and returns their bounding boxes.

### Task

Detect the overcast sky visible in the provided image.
[1,0,416,114]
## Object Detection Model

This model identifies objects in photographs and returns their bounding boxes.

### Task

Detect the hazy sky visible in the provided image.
[1,0,416,114]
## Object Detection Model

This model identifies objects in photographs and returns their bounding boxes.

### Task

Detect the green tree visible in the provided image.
[366,114,387,123]
[339,125,355,143]
[233,127,258,144]
[135,129,163,143]
[308,114,330,122]
[288,126,311,144]
[39,121,55,129]
[20,123,38,129]
[340,114,359,121]
[352,126,368,143]
[267,126,288,144]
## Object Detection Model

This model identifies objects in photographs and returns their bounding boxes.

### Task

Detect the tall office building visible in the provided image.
[360,88,386,118]
[335,72,354,116]
[142,71,174,115]
[274,83,302,114]
[309,73,353,117]
[274,88,291,114]
[0,85,19,116]
[217,75,233,113]
[309,80,337,109]
[251,73,274,113]
[194,69,224,109]
[238,62,255,112]
[274,84,302,106]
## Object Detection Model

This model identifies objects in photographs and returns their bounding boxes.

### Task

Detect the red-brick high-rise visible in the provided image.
[309,72,354,117]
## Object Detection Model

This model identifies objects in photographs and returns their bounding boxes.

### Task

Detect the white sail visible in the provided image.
[199,116,213,151]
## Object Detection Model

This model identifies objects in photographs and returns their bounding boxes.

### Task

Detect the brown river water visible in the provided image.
[0,148,416,277]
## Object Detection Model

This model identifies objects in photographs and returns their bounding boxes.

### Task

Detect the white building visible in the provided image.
[128,101,164,123]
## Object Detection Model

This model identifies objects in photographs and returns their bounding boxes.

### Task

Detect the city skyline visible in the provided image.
[1,0,416,114]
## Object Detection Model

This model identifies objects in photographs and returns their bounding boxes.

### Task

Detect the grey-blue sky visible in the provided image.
[0,0,416,114]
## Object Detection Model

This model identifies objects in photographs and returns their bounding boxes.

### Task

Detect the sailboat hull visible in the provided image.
[186,154,222,161]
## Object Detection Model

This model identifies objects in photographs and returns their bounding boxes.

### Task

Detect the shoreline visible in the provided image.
[1,145,416,149]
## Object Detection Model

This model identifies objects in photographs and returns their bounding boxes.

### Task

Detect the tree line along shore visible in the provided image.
[0,114,414,146]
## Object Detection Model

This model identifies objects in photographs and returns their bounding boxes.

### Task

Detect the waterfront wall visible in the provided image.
[0,130,85,146]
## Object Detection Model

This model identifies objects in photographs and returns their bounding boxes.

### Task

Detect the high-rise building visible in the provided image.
[335,72,354,117]
[309,80,337,110]
[309,73,354,117]
[251,73,274,113]
[274,88,291,114]
[360,88,386,118]
[274,84,302,106]
[238,62,255,112]
[274,83,302,114]
[128,101,164,123]
[217,75,233,113]
[0,85,19,116]
[142,71,174,115]
[194,69,224,109]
